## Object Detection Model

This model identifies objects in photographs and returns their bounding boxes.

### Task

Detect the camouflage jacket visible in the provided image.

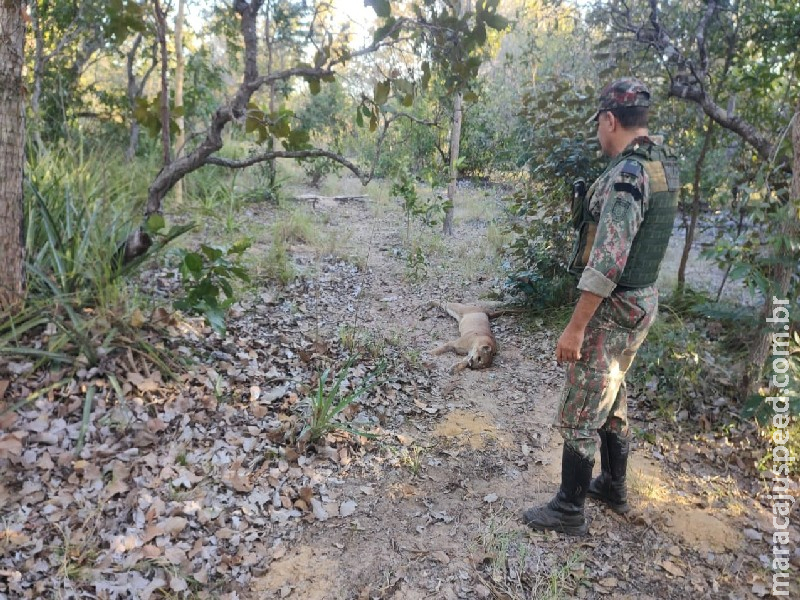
[574,136,660,298]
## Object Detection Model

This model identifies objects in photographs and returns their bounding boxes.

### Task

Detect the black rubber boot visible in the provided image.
[587,429,630,514]
[522,444,594,536]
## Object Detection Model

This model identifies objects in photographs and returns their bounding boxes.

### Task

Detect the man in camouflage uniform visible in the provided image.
[522,78,680,536]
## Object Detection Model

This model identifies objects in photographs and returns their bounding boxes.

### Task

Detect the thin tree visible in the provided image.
[0,0,27,310]
[125,32,158,162]
[153,0,171,166]
[678,119,714,291]
[174,0,186,202]
[443,0,471,236]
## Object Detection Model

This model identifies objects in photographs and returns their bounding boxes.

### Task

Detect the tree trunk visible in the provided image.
[154,0,171,167]
[443,90,462,236]
[174,0,186,203]
[126,121,141,163]
[740,105,800,400]
[678,119,715,290]
[125,34,157,162]
[444,0,470,236]
[125,33,144,162]
[0,0,27,311]
[265,0,277,190]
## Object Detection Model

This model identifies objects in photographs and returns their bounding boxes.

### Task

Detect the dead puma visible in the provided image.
[431,302,500,373]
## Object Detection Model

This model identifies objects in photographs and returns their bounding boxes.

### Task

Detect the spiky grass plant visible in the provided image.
[1,147,191,374]
[300,355,385,444]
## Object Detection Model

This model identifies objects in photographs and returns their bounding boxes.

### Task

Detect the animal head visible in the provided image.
[467,344,495,369]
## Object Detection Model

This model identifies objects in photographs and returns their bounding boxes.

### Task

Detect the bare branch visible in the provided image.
[251,65,335,92]
[694,0,716,76]
[618,2,775,161]
[385,112,440,128]
[668,83,772,160]
[326,17,412,68]
[207,149,368,182]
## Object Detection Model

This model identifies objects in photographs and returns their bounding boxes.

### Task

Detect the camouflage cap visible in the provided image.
[587,77,651,124]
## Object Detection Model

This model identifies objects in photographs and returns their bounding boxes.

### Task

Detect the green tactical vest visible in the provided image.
[569,140,680,288]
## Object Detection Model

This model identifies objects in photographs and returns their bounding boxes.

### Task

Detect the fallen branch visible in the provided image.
[294,194,368,203]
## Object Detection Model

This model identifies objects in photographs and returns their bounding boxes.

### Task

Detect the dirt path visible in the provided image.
[2,181,794,600]
[242,188,788,599]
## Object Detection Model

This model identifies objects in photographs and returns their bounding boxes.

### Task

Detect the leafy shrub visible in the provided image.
[742,330,800,422]
[2,148,190,371]
[302,157,341,188]
[259,238,296,286]
[174,240,251,334]
[628,313,720,418]
[404,245,429,282]
[390,169,451,242]
[503,186,578,308]
[501,76,604,308]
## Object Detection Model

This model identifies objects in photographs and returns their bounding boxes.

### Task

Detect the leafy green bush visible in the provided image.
[742,331,800,422]
[302,157,341,188]
[24,148,139,298]
[24,146,193,292]
[404,245,429,282]
[743,329,800,477]
[693,159,800,305]
[503,186,578,308]
[500,76,604,308]
[390,169,451,242]
[628,312,718,418]
[173,240,252,334]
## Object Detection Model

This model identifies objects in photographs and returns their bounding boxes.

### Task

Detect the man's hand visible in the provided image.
[555,291,604,363]
[556,324,585,363]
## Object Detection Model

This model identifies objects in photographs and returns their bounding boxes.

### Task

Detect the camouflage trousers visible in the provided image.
[555,287,659,460]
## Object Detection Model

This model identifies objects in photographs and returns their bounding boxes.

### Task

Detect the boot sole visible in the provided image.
[524,520,589,536]
[522,511,589,536]
[586,491,630,515]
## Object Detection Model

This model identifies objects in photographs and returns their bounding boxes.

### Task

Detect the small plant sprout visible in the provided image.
[173,239,252,334]
[300,355,386,444]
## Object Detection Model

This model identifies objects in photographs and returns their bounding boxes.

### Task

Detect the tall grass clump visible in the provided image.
[1,146,191,371]
[24,148,143,300]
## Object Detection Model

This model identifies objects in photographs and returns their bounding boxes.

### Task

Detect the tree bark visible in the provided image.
[265,0,277,190]
[174,0,186,203]
[0,0,27,311]
[125,33,158,162]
